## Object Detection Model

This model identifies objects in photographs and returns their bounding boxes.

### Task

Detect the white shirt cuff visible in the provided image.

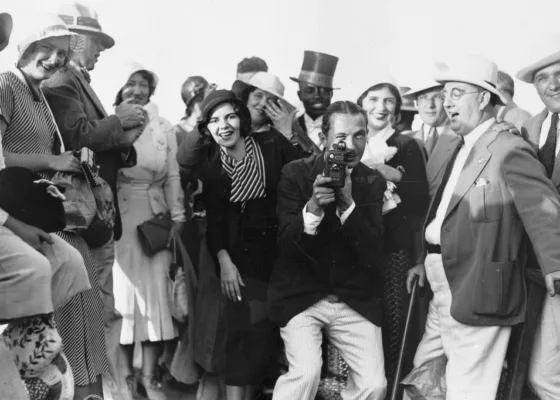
[0,208,8,226]
[336,201,355,225]
[303,203,324,235]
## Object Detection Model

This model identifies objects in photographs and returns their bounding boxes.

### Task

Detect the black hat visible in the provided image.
[290,50,339,89]
[0,13,13,52]
[198,90,252,136]
[0,167,66,232]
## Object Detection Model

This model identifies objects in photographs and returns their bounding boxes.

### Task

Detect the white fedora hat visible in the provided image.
[247,72,288,103]
[402,79,442,98]
[435,54,507,105]
[57,2,114,49]
[516,33,560,83]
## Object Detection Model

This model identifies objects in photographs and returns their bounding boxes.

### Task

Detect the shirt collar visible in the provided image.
[304,113,323,128]
[463,118,495,148]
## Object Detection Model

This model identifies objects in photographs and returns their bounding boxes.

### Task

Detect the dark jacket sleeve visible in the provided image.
[203,171,229,257]
[394,136,429,215]
[42,72,132,153]
[276,160,320,260]
[176,128,214,182]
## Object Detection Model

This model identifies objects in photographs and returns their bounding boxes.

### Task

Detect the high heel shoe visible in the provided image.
[138,375,168,400]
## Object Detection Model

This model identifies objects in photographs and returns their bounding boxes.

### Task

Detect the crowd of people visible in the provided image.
[1,3,560,400]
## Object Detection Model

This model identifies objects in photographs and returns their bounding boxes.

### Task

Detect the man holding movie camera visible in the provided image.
[268,101,388,400]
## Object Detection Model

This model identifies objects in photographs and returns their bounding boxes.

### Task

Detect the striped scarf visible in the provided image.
[220,136,267,205]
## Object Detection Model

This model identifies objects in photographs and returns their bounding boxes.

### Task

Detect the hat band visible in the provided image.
[297,70,334,89]
[59,15,102,31]
[484,80,496,88]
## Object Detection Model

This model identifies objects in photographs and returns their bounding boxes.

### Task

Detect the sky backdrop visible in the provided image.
[2,0,560,123]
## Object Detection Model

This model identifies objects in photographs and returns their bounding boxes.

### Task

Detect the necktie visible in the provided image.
[80,68,91,84]
[424,126,439,158]
[539,113,558,178]
[426,136,465,224]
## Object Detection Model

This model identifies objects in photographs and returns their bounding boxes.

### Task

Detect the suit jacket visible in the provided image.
[203,129,300,284]
[406,123,461,199]
[495,101,532,131]
[42,65,137,242]
[268,155,386,327]
[421,122,560,326]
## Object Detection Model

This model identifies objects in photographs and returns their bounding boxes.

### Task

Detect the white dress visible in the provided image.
[113,102,186,344]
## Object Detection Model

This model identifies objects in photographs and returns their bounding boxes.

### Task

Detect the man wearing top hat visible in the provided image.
[405,54,560,399]
[517,42,560,400]
[42,3,145,399]
[290,50,339,157]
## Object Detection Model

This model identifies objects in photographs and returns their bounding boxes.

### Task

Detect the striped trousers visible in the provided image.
[273,299,386,400]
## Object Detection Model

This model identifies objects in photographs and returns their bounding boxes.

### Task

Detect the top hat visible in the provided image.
[0,13,13,52]
[435,54,507,105]
[57,2,115,49]
[290,50,339,89]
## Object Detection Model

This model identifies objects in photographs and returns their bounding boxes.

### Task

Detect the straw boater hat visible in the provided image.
[247,72,289,103]
[435,54,508,105]
[16,13,84,66]
[57,2,114,49]
[0,12,13,52]
[516,33,560,83]
[290,50,339,90]
[402,79,443,98]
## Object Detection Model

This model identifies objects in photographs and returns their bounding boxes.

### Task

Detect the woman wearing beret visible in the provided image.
[178,90,298,400]
[0,13,110,399]
[111,62,186,400]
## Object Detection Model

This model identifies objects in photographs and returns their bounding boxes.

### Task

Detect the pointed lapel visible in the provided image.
[426,130,461,185]
[70,66,108,118]
[527,108,548,145]
[444,128,496,220]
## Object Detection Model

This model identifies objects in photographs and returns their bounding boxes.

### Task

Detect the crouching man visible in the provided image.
[269,101,388,400]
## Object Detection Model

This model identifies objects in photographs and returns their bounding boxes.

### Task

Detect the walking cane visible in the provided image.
[390,275,419,400]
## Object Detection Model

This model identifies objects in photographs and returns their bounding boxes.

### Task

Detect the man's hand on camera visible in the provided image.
[335,166,353,214]
[307,174,335,217]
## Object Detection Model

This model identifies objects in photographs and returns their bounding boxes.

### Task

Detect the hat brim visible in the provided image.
[402,84,443,98]
[246,81,290,105]
[69,27,115,49]
[436,75,507,105]
[17,30,85,66]
[289,77,339,90]
[0,13,13,52]
[516,50,560,83]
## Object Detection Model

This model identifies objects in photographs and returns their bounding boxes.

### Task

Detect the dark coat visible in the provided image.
[202,129,300,291]
[384,132,429,258]
[42,65,137,244]
[268,155,386,327]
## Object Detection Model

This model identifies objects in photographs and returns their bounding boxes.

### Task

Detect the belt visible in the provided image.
[426,243,442,254]
[325,294,341,303]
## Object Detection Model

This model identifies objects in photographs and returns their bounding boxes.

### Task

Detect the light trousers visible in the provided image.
[528,294,560,400]
[411,254,511,400]
[273,299,386,400]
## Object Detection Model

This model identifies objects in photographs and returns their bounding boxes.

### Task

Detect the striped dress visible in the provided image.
[0,68,108,385]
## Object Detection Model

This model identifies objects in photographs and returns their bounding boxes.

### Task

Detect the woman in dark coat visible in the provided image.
[177,90,299,400]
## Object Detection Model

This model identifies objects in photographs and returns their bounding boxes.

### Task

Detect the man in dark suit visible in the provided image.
[42,3,144,399]
[517,46,560,400]
[269,101,387,399]
[406,55,560,399]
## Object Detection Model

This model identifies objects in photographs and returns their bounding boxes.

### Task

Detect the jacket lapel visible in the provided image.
[426,130,461,185]
[71,66,108,118]
[527,108,548,145]
[444,127,496,220]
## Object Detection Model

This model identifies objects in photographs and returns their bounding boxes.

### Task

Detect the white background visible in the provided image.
[2,0,560,124]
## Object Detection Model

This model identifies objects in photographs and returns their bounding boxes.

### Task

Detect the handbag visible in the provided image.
[137,213,173,256]
[167,236,190,323]
[51,171,97,231]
